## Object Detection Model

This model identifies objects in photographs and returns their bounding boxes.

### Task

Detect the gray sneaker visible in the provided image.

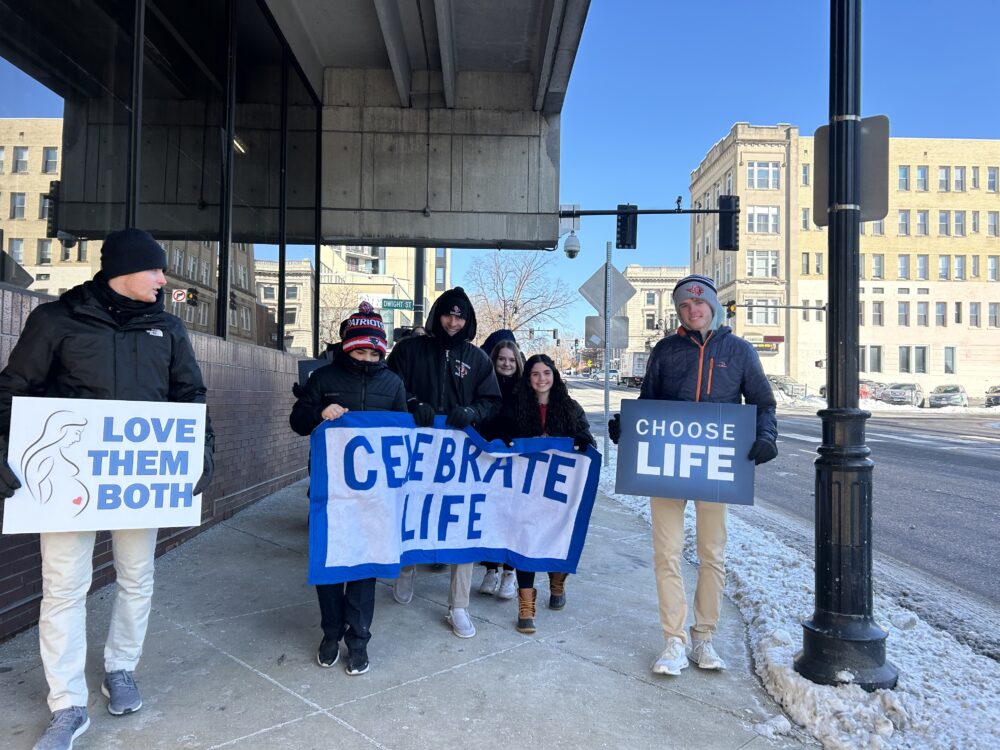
[33,706,90,750]
[102,669,142,715]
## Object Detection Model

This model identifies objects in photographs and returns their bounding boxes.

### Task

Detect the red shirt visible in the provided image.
[538,403,548,435]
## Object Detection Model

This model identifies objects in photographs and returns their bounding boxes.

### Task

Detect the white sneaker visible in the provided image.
[497,570,517,600]
[651,637,688,676]
[479,569,500,595]
[393,568,414,604]
[688,637,726,670]
[446,607,476,638]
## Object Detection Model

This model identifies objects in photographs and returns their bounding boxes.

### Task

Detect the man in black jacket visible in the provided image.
[0,229,214,750]
[387,286,500,638]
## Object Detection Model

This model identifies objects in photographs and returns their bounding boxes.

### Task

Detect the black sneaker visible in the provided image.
[317,638,340,668]
[345,648,369,675]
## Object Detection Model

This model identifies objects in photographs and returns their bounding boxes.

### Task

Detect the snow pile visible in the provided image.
[597,444,1000,749]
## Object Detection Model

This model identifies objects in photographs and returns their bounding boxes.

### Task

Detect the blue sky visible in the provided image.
[4,1,999,336]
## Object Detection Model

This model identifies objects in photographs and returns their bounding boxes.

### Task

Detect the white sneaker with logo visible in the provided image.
[497,570,517,600]
[651,636,688,676]
[687,637,726,670]
[479,569,500,595]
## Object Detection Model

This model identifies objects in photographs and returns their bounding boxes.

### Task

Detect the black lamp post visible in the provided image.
[793,0,898,691]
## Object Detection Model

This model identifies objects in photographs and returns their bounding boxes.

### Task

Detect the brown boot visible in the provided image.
[548,572,568,610]
[516,588,537,634]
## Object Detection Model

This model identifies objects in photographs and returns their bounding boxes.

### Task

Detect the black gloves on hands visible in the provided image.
[412,402,436,427]
[193,449,215,495]
[608,414,621,445]
[446,406,474,429]
[292,382,304,399]
[748,438,778,465]
[572,434,592,451]
[0,458,21,499]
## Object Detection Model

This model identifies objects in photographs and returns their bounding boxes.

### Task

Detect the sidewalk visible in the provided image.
[1,482,812,749]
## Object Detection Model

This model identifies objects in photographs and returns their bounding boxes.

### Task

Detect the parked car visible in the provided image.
[987,385,1000,407]
[766,374,807,398]
[928,384,969,408]
[880,382,924,407]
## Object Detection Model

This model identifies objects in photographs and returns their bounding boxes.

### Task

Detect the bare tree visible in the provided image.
[463,252,577,343]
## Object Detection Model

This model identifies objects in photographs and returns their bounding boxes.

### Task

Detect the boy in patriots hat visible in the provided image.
[608,274,778,677]
[290,301,408,676]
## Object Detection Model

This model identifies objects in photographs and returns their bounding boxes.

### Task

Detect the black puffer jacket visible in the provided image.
[479,373,517,442]
[387,289,500,425]
[0,280,214,461]
[640,325,777,442]
[289,349,408,435]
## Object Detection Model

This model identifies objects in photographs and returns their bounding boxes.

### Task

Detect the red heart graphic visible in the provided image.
[72,497,83,505]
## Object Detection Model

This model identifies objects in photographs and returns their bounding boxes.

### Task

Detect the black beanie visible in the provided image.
[436,287,471,319]
[100,229,168,279]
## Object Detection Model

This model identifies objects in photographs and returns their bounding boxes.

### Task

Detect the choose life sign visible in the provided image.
[309,412,601,585]
[614,399,756,504]
[2,397,207,534]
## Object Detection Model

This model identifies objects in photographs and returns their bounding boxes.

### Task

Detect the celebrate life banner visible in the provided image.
[308,412,601,585]
[2,397,207,534]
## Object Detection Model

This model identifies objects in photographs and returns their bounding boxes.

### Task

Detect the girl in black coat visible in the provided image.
[289,302,406,677]
[511,354,595,634]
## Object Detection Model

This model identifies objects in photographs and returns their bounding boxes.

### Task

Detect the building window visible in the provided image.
[39,195,51,220]
[989,212,999,237]
[914,346,928,374]
[955,211,966,237]
[187,256,197,278]
[916,165,929,191]
[899,346,911,373]
[935,301,947,326]
[916,255,928,280]
[240,306,251,330]
[77,241,88,262]
[725,170,733,194]
[872,254,884,279]
[938,211,950,236]
[645,290,656,305]
[61,243,71,261]
[990,256,999,281]
[898,210,909,236]
[801,207,810,229]
[800,163,810,186]
[287,285,299,300]
[746,298,779,326]
[747,161,780,190]
[972,256,980,277]
[916,210,929,236]
[42,147,58,174]
[0,146,5,172]
[436,247,445,258]
[37,239,52,265]
[917,301,928,326]
[801,252,810,275]
[802,300,810,321]
[954,255,966,280]
[9,192,25,219]
[871,219,885,236]
[859,253,866,279]
[747,206,780,233]
[954,166,966,191]
[201,261,209,284]
[955,301,962,324]
[973,211,980,234]
[989,166,998,192]
[858,301,865,326]
[869,345,883,372]
[8,238,23,264]
[972,166,980,189]
[645,313,656,330]
[944,347,956,374]
[285,307,297,325]
[938,255,950,280]
[898,301,909,326]
[815,252,823,274]
[435,266,445,288]
[991,303,1000,327]
[897,254,910,279]
[172,250,183,273]
[262,286,275,300]
[13,146,28,173]
[970,302,981,327]
[938,166,950,191]
[747,250,779,278]
[872,301,884,326]
[199,303,209,326]
[898,165,910,190]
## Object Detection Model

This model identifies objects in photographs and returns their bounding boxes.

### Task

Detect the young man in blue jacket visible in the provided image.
[609,274,777,676]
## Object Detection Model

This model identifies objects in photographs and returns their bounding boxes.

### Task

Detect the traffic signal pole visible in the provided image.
[793,0,898,691]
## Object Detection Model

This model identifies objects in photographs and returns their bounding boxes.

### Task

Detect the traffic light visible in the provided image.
[725,300,737,319]
[718,195,739,251]
[45,180,60,239]
[574,338,580,349]
[616,204,638,249]
[552,329,558,339]
[555,339,561,347]
[528,328,535,338]
[185,288,199,306]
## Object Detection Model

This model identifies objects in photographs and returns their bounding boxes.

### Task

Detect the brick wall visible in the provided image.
[0,284,308,641]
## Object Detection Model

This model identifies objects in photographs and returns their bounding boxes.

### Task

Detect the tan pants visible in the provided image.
[650,498,727,644]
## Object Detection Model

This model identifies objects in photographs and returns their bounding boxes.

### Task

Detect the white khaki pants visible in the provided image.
[649,498,727,644]
[38,528,158,711]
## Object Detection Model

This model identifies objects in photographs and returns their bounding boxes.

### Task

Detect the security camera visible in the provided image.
[563,230,580,259]
[56,231,77,249]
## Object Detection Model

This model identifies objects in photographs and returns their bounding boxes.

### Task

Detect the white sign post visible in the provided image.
[2,397,207,534]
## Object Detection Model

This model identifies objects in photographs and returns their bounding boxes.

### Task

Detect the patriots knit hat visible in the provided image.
[100,228,168,279]
[672,273,725,330]
[341,301,387,354]
[435,287,470,319]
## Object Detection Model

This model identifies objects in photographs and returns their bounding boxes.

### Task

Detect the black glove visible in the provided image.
[292,382,304,398]
[194,449,215,495]
[608,414,621,445]
[446,406,474,429]
[0,458,21,499]
[412,402,435,427]
[748,439,778,465]
[572,434,592,451]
